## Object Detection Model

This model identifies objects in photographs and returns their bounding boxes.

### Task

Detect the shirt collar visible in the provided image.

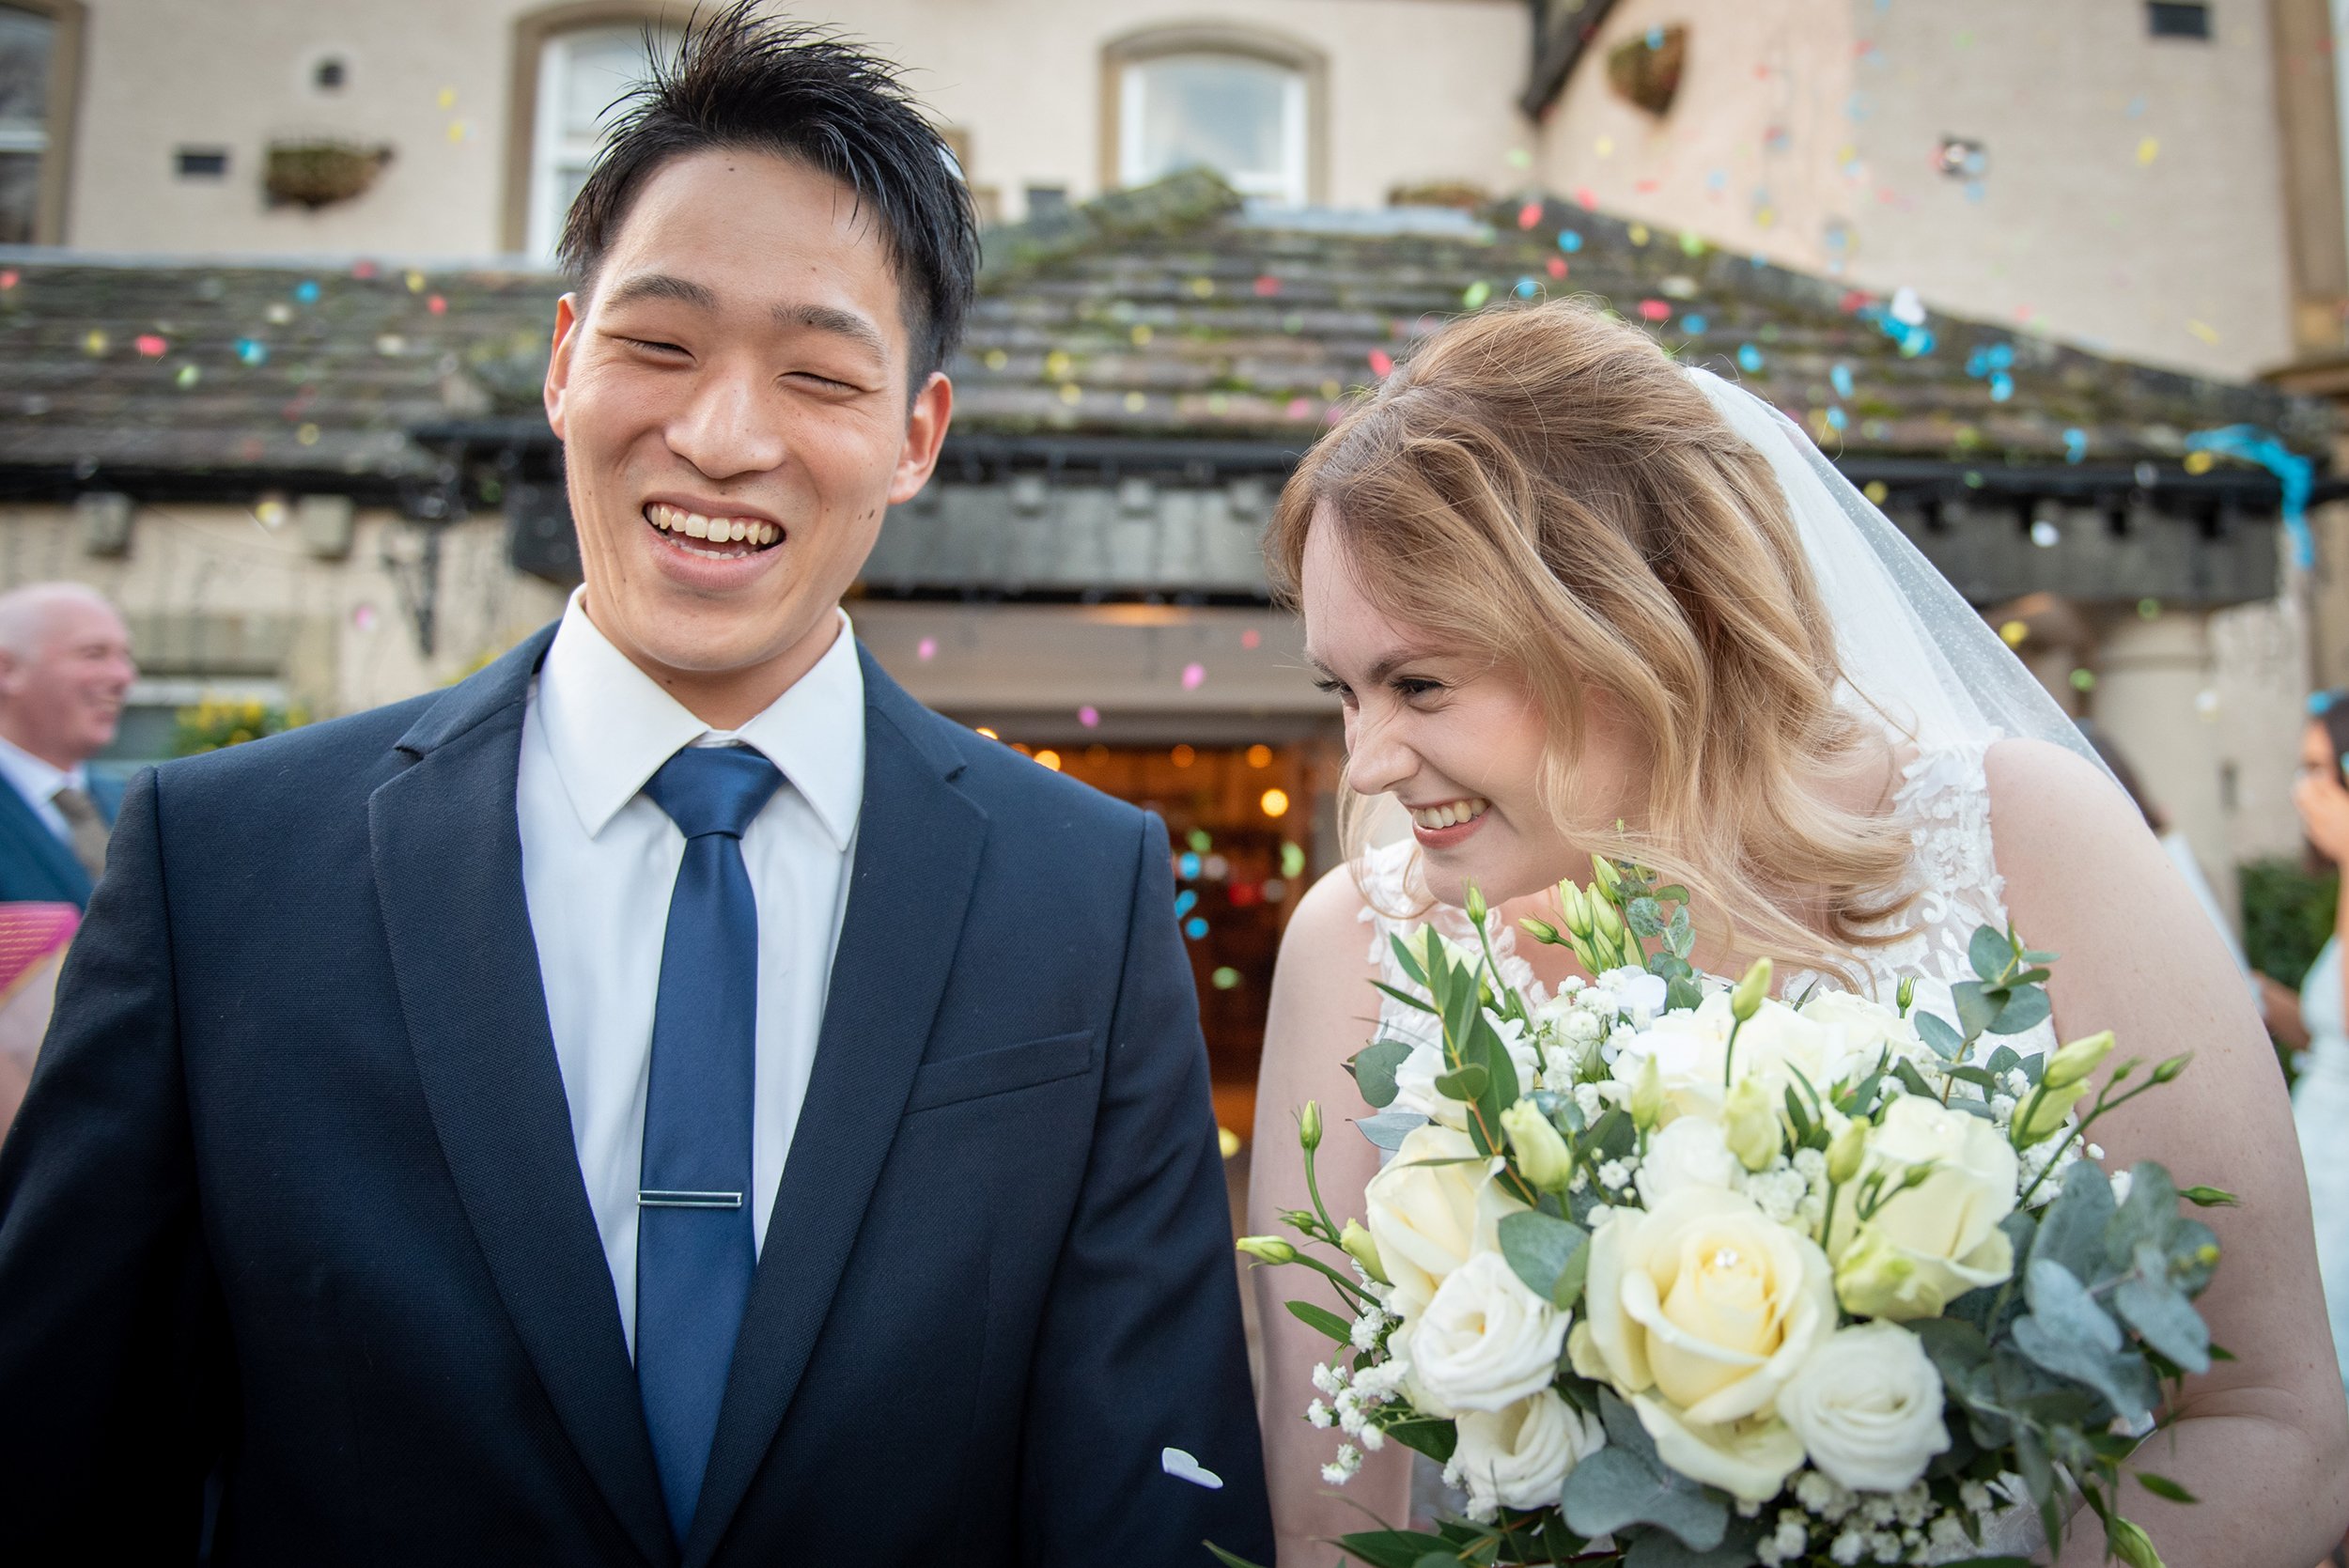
[0,733,82,804]
[533,589,865,851]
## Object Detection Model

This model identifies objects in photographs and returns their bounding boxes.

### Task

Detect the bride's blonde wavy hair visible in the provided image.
[1266,299,1915,984]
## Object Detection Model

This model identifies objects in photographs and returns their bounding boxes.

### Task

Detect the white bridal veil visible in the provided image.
[1685,365,2110,777]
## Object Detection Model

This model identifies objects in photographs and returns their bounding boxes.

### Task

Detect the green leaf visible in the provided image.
[2030,1159,2118,1284]
[1432,1063,1489,1101]
[1381,1416,1457,1464]
[1624,1524,1763,1568]
[1477,1016,1522,1114]
[1410,1554,1455,1568]
[2106,1163,2183,1271]
[1369,980,1438,1016]
[1891,1057,1937,1099]
[1356,1110,1426,1153]
[1946,1063,2001,1091]
[1987,985,2051,1037]
[1916,1011,1966,1062]
[1665,976,1704,1012]
[2179,1185,2239,1208]
[1498,1209,1590,1307]
[2112,1240,2211,1374]
[1953,981,2006,1039]
[1654,884,1690,903]
[1351,1038,1414,1110]
[1286,1299,1355,1343]
[1781,1084,1814,1146]
[1204,1543,1273,1568]
[1586,1107,1637,1163]
[1627,896,1666,939]
[1985,1044,2023,1075]
[2013,1260,2156,1422]
[1331,1529,1456,1568]
[1970,924,2015,983]
[2134,1472,2197,1505]
[1666,906,1694,960]
[1561,1448,1729,1552]
[1389,932,1430,987]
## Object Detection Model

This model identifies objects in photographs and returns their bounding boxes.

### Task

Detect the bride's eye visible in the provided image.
[1312,675,1357,709]
[1392,677,1444,701]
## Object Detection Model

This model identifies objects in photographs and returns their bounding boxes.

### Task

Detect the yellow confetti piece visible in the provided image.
[1123,391,1145,412]
[1129,323,1153,347]
[1217,1126,1241,1158]
[81,329,107,356]
[2138,136,2159,165]
[2183,449,2215,474]
[1754,206,1777,228]
[983,348,1008,370]
[446,119,468,144]
[1187,276,1215,299]
[1057,381,1081,405]
[405,270,426,293]
[297,422,320,445]
[1999,620,2029,646]
[1863,480,1890,505]
[1596,136,1615,157]
[175,363,200,388]
[1627,223,1650,245]
[437,86,456,109]
[2186,319,2219,345]
[1319,379,1341,400]
[1043,349,1070,380]
[1462,280,1492,309]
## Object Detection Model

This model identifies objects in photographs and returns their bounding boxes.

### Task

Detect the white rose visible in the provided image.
[1392,1015,1541,1123]
[1569,1187,1833,1501]
[1446,1389,1607,1519]
[1615,995,1842,1127]
[1636,1115,1741,1206]
[1778,1323,1952,1493]
[1362,1123,1525,1324]
[1830,1095,2018,1321]
[1598,965,1669,1023]
[1405,1250,1572,1415]
[1797,989,1926,1074]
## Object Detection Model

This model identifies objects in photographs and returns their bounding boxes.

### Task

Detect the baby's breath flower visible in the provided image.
[1305,1400,1332,1429]
[1320,1443,1361,1485]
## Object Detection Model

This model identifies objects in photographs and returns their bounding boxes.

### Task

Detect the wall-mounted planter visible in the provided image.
[264,140,394,209]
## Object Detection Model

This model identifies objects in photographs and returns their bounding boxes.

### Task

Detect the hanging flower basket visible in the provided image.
[264,140,394,209]
[1606,24,1687,117]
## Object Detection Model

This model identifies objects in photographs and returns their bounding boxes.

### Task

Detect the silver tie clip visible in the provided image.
[637,1189,744,1210]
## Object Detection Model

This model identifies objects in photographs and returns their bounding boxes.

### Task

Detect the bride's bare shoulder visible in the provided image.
[1981,737,2143,864]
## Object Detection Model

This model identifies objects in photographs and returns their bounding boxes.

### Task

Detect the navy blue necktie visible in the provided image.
[635,744,785,1538]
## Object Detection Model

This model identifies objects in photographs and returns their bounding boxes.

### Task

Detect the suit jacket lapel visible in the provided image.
[369,627,677,1568]
[0,774,88,904]
[681,652,988,1567]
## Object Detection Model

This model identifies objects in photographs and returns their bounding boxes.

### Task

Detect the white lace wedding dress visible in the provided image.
[1357,732,2056,1562]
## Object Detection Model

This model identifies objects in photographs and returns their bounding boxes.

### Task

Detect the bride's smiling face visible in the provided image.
[1300,512,1636,909]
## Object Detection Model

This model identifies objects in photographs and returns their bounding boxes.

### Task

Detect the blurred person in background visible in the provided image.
[0,582,133,908]
[0,903,76,1137]
[2268,691,2349,1405]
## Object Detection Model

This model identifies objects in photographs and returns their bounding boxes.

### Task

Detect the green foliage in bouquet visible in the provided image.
[1214,856,2228,1568]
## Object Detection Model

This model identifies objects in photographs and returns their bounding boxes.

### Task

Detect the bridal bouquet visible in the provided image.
[1223,860,2229,1568]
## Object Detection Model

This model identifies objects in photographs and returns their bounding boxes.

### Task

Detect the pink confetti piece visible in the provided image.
[1284,396,1314,421]
[1574,188,1598,210]
[1548,256,1569,279]
[351,258,378,280]
[427,295,447,315]
[134,334,167,357]
[1517,200,1543,229]
[1367,349,1393,377]
[916,637,937,661]
[1252,275,1281,297]
[1180,662,1206,691]
[1078,705,1100,728]
[0,271,16,290]
[1241,629,1261,649]
[1637,300,1672,322]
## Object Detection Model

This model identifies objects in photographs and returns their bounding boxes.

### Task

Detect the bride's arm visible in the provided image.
[1989,739,2349,1565]
[1250,867,1412,1564]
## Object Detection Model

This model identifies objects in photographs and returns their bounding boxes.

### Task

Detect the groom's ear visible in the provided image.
[886,369,954,506]
[543,292,583,442]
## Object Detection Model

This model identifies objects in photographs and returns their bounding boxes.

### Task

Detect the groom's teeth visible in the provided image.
[1410,798,1489,831]
[644,504,781,550]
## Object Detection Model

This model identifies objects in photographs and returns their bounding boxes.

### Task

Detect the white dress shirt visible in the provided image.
[517,591,864,1353]
[0,733,86,842]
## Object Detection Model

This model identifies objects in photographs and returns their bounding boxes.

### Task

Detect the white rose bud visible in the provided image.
[1778,1322,1952,1493]
[1447,1389,1607,1520]
[1402,1250,1571,1416]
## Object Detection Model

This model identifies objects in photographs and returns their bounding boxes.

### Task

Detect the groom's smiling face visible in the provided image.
[544,147,952,721]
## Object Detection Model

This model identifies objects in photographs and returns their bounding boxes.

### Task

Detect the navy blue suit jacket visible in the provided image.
[0,766,120,908]
[0,627,1273,1566]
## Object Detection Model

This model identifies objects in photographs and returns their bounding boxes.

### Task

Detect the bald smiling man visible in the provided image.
[0,582,136,909]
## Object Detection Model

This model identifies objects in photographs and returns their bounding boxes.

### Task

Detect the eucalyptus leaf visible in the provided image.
[1560,1448,1729,1552]
[1985,1045,2024,1076]
[1628,896,1666,939]
[2113,1241,2210,1373]
[1916,1011,1966,1062]
[1432,1063,1489,1101]
[1970,924,2015,983]
[1355,1110,1429,1153]
[2013,1260,2155,1423]
[1596,1389,1662,1467]
[2030,1159,2118,1285]
[1667,906,1694,960]
[1891,1057,1937,1100]
[1624,1520,1763,1568]
[1988,986,2051,1037]
[1499,1210,1590,1304]
[1665,976,1704,1012]
[2106,1163,2182,1271]
[1351,1038,1415,1111]
[1953,981,2005,1039]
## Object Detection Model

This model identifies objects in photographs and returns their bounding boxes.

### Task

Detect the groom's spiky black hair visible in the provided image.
[556,1,979,383]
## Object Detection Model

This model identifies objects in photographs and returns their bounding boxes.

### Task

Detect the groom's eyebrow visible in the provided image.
[600,272,720,312]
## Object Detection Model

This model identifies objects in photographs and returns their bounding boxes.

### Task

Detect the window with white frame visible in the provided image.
[1118,52,1306,206]
[527,23,674,260]
[0,5,54,244]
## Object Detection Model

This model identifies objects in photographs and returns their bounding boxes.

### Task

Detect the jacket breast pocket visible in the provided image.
[903,1029,1096,1114]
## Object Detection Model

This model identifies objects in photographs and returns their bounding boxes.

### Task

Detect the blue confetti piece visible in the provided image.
[1827,406,1848,430]
[234,337,269,366]
[1178,851,1201,880]
[1737,343,1765,372]
[1964,180,1985,204]
[2063,428,2087,463]
[1989,371,2015,402]
[1557,229,1583,253]
[1830,363,1854,399]
[2313,691,2338,715]
[1174,889,1198,917]
[293,279,320,303]
[1515,276,1540,298]
[1681,314,1707,334]
[1184,916,1209,940]
[2126,94,2147,118]
[1646,24,1665,48]
[2188,425,2316,567]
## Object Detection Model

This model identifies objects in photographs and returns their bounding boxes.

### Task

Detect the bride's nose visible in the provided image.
[1345,710,1414,798]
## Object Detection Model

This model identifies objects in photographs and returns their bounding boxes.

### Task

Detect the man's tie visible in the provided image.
[635,744,784,1539]
[51,786,108,883]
